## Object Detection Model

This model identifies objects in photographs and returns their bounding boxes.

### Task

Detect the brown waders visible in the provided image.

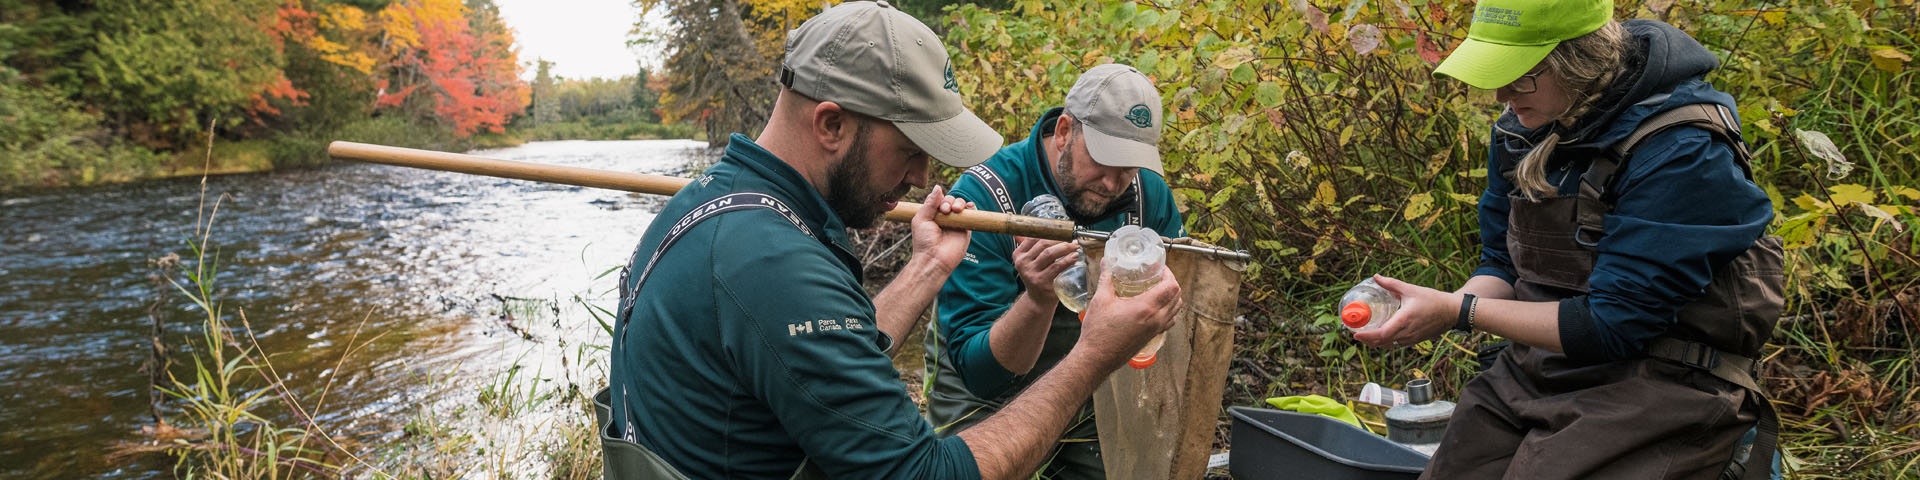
[1423,104,1784,480]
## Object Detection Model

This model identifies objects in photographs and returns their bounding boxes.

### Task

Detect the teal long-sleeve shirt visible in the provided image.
[609,134,978,479]
[936,108,1187,400]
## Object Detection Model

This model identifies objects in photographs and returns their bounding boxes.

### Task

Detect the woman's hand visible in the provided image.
[1352,275,1462,349]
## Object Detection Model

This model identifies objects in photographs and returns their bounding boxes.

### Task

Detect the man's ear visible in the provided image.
[811,101,856,155]
[1051,113,1076,151]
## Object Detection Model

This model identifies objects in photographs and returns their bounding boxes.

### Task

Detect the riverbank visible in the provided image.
[0,117,701,193]
[0,139,714,478]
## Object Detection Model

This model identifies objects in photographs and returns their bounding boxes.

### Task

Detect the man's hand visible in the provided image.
[874,185,975,356]
[1011,236,1080,303]
[910,185,974,273]
[960,263,1182,480]
[1075,265,1183,363]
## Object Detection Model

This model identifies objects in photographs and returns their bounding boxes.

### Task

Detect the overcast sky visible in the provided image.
[493,0,666,80]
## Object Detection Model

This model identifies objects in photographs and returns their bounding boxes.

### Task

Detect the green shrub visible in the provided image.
[942,1,1918,475]
[1,67,167,190]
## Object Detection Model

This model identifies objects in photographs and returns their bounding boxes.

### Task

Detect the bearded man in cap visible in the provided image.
[923,63,1186,480]
[600,3,1184,479]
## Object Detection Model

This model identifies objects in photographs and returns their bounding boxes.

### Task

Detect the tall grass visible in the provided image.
[125,190,344,478]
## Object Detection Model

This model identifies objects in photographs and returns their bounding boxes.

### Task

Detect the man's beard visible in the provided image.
[824,123,905,229]
[1054,138,1127,219]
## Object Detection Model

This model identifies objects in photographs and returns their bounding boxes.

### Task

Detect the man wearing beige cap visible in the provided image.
[924,63,1187,479]
[600,3,1183,480]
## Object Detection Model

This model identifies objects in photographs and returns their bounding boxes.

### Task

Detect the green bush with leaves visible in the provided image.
[0,66,167,188]
[942,0,1918,474]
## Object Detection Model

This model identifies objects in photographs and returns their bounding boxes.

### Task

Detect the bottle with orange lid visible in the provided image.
[1338,277,1399,333]
[1104,225,1167,369]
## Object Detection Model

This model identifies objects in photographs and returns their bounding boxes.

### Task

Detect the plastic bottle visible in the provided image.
[1020,195,1092,313]
[1053,257,1091,313]
[1338,277,1399,333]
[1019,195,1068,221]
[1104,225,1166,368]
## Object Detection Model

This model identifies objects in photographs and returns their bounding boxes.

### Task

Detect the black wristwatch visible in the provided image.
[1453,293,1478,333]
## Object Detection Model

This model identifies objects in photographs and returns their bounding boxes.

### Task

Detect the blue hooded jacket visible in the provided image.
[1472,20,1774,363]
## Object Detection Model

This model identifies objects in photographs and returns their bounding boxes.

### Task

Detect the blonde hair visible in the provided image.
[1513,21,1628,201]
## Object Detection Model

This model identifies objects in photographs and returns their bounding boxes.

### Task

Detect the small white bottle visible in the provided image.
[1104,225,1167,369]
[1020,195,1091,313]
[1338,277,1400,333]
[1054,257,1091,314]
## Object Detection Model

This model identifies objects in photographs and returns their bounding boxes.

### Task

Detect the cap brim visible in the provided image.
[893,108,1002,168]
[1080,125,1163,177]
[1433,38,1557,90]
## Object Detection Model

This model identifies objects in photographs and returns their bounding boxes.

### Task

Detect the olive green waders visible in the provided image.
[594,388,828,479]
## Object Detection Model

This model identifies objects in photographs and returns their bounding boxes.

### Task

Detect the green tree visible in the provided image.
[631,64,662,123]
[74,0,289,144]
[634,0,795,145]
[533,59,560,125]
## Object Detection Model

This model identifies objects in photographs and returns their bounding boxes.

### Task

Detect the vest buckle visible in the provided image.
[1678,341,1720,370]
[1573,224,1606,248]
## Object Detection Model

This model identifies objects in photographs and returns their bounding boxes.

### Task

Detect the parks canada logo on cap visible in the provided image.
[943,60,959,93]
[1126,104,1153,128]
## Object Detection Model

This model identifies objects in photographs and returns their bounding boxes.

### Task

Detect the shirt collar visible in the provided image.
[721,134,854,248]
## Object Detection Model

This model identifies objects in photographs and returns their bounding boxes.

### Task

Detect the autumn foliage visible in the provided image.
[272,0,531,137]
[376,0,530,136]
[3,0,530,159]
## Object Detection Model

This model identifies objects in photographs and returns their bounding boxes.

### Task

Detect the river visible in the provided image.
[0,139,715,478]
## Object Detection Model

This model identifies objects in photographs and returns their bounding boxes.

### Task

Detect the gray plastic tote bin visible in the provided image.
[1228,406,1428,480]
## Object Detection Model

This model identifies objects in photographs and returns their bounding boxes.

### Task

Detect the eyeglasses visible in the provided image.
[1504,70,1545,94]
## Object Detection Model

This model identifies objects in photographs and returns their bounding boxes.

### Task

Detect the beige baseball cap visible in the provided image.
[780,0,999,168]
[1064,64,1164,176]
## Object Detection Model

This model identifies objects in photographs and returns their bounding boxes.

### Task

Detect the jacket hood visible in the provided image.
[1493,20,1737,155]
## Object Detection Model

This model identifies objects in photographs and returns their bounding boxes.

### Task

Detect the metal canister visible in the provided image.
[1385,378,1454,456]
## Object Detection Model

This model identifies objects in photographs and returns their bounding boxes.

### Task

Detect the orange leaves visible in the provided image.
[271,2,317,39]
[247,73,310,118]
[375,82,420,109]
[374,0,529,136]
[1414,31,1446,65]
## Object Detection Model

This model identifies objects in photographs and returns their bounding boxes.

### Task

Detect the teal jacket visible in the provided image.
[936,107,1187,400]
[608,134,978,479]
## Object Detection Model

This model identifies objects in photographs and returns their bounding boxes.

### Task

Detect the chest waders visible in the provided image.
[916,165,1146,479]
[596,191,830,480]
[1433,104,1783,480]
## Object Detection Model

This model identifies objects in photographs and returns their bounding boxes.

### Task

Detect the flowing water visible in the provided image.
[0,139,715,478]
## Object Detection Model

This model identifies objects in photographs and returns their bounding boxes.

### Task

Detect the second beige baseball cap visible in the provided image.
[780,0,1000,168]
[1064,64,1165,176]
